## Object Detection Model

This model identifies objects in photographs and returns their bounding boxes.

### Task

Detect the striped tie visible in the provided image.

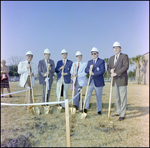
[63,59,65,65]
[115,56,117,66]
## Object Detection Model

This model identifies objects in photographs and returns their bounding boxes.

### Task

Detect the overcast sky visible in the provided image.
[1,1,149,74]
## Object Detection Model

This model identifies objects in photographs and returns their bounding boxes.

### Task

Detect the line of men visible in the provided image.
[18,41,129,121]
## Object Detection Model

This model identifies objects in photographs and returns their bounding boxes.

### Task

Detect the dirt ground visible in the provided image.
[1,80,149,147]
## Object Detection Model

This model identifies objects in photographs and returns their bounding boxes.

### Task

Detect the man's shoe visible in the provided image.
[118,117,125,121]
[98,111,102,115]
[84,109,87,113]
[55,104,61,107]
[112,114,119,117]
[73,105,78,110]
[9,95,13,98]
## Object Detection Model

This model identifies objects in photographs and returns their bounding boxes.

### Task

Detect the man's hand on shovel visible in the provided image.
[89,65,94,75]
[27,63,31,69]
[29,73,34,76]
[111,73,117,77]
[59,65,65,71]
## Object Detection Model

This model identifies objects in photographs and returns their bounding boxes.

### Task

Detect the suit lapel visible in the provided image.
[115,53,122,69]
[43,59,47,72]
[95,58,100,67]
[65,59,68,68]
[112,56,115,68]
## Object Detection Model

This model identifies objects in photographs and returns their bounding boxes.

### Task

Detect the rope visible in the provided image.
[1,88,82,106]
[1,87,30,96]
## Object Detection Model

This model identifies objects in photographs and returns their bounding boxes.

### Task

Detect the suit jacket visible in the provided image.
[18,60,35,87]
[85,58,105,87]
[38,59,55,85]
[70,61,87,87]
[55,59,73,84]
[107,53,129,86]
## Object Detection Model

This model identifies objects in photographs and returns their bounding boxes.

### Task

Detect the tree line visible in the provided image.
[104,55,145,84]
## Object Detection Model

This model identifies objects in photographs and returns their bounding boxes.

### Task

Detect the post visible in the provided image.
[65,99,71,147]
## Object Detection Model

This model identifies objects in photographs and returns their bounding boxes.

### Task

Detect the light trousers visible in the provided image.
[73,78,82,110]
[85,80,103,112]
[56,77,69,108]
[113,80,127,117]
[24,76,33,108]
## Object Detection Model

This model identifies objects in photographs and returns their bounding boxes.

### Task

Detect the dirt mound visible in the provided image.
[1,135,32,147]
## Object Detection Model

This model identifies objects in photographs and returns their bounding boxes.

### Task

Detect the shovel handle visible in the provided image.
[29,63,34,103]
[45,63,50,104]
[71,64,76,105]
[108,76,114,119]
[80,89,82,110]
[82,66,93,112]
[58,67,64,103]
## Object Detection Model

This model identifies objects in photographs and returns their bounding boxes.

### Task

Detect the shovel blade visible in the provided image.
[42,106,50,114]
[81,112,87,119]
[70,107,76,115]
[56,106,62,113]
[32,107,40,115]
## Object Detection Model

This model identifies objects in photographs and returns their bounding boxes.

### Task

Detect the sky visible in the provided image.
[1,1,149,74]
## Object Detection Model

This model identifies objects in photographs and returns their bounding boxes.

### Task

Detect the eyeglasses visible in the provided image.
[91,53,97,55]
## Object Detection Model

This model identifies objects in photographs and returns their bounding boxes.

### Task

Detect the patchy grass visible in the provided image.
[1,80,149,147]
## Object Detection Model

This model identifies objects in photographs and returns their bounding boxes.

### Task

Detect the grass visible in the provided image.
[1,80,149,147]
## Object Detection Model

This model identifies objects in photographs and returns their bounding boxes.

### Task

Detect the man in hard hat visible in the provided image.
[38,48,55,105]
[70,51,87,111]
[55,49,73,109]
[18,51,35,109]
[84,47,105,115]
[107,41,129,121]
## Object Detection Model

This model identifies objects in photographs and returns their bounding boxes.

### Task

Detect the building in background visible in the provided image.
[135,52,149,85]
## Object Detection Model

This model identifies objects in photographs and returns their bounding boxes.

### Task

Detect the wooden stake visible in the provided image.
[65,99,71,147]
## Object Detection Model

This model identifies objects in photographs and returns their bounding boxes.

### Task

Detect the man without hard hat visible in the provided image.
[70,51,87,111]
[18,51,35,109]
[84,47,105,115]
[55,49,73,109]
[38,48,55,105]
[107,41,129,121]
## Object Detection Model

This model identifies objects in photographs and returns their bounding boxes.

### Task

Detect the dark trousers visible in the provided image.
[42,80,52,103]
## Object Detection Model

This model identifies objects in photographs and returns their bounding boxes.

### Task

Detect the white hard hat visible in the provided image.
[44,48,50,54]
[113,41,121,47]
[91,47,99,53]
[76,51,82,56]
[26,51,33,55]
[61,49,67,54]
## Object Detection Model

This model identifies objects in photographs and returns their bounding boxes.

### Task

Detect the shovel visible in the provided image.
[56,67,64,113]
[108,76,114,122]
[28,62,40,115]
[70,64,76,115]
[81,65,93,119]
[79,89,82,111]
[41,63,50,115]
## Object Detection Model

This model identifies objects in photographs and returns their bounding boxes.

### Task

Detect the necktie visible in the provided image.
[115,56,117,66]
[63,59,65,65]
[28,62,32,72]
[77,62,80,74]
[93,60,96,66]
